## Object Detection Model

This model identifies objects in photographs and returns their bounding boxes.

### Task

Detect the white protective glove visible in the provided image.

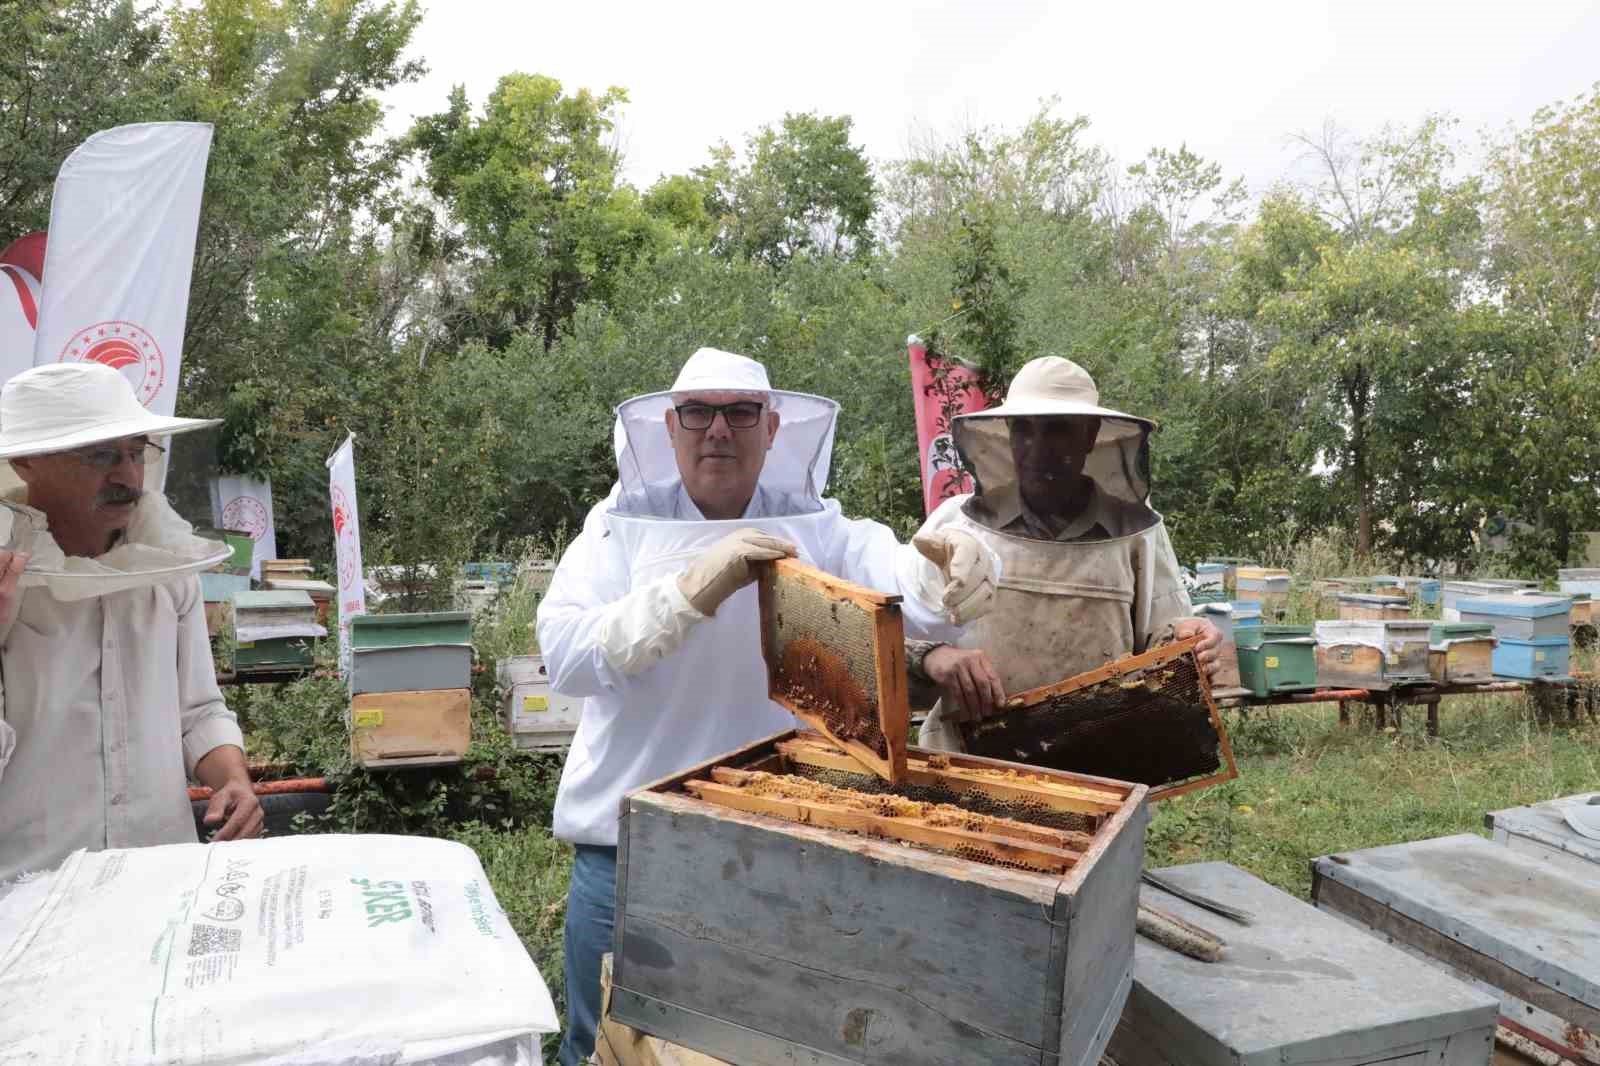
[676,528,797,617]
[912,528,996,625]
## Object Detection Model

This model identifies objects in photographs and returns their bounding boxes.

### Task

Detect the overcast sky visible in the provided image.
[382,0,1600,196]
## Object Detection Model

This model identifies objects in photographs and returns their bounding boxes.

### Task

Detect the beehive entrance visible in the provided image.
[963,637,1238,801]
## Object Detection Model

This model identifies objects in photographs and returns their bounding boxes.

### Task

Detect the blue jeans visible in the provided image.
[559,843,617,1066]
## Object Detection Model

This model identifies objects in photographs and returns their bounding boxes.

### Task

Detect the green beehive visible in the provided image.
[349,611,473,694]
[1236,624,1318,695]
[231,590,322,669]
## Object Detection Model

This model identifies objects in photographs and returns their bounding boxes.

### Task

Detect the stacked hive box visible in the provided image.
[1236,625,1317,696]
[1486,792,1600,882]
[1314,620,1433,690]
[1203,557,1257,598]
[261,561,336,628]
[1457,595,1571,680]
[347,612,474,768]
[1336,593,1410,621]
[231,590,324,672]
[1103,863,1498,1066]
[497,655,582,751]
[1428,622,1497,684]
[1561,569,1599,632]
[1236,567,1290,618]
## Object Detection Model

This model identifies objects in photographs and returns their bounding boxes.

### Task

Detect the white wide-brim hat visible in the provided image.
[957,355,1154,430]
[0,362,220,461]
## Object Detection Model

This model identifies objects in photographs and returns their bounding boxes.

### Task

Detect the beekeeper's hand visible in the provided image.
[677,528,797,616]
[195,745,265,841]
[925,646,1006,722]
[0,549,27,631]
[912,529,995,625]
[1172,618,1223,681]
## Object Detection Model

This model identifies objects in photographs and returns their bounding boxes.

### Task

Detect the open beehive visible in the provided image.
[614,729,1149,1066]
[960,636,1238,801]
[756,557,909,782]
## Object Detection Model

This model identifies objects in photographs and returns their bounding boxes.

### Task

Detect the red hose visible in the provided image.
[188,777,331,801]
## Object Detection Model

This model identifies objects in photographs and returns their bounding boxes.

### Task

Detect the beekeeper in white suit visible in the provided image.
[909,356,1221,752]
[537,347,995,1065]
[0,363,262,883]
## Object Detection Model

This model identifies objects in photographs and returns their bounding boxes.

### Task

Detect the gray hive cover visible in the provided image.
[1487,792,1600,863]
[1313,834,1600,1015]
[1111,862,1497,1066]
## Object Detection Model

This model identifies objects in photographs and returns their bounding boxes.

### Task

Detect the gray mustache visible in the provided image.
[96,486,143,507]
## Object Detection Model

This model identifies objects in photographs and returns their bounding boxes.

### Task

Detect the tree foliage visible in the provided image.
[4,7,1597,576]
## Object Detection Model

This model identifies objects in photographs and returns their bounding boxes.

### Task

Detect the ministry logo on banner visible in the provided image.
[325,433,366,675]
[58,320,165,405]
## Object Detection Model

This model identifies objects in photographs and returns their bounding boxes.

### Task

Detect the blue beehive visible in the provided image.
[1231,600,1263,629]
[1492,635,1570,680]
[1416,578,1441,606]
[1458,595,1571,640]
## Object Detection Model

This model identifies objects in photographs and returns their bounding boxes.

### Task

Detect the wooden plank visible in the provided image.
[706,766,1092,849]
[683,776,1080,873]
[783,731,1129,808]
[1003,635,1204,710]
[1056,794,1146,1066]
[775,738,1119,818]
[614,798,1062,1063]
[870,602,910,784]
[766,556,901,609]
[348,688,470,763]
[610,986,854,1066]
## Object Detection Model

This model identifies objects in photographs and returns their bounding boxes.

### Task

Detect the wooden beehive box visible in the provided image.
[1314,620,1433,690]
[348,687,471,769]
[1486,793,1600,882]
[756,558,909,782]
[1313,834,1600,1066]
[1105,863,1498,1066]
[1336,593,1411,621]
[612,730,1150,1066]
[1429,623,1496,684]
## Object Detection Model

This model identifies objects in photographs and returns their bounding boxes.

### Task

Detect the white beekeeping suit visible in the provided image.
[537,348,978,846]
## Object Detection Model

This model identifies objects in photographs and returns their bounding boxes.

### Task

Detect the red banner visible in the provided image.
[908,335,993,516]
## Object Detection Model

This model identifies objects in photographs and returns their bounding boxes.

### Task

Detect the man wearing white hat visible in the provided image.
[537,347,995,1065]
[0,363,262,882]
[910,356,1221,750]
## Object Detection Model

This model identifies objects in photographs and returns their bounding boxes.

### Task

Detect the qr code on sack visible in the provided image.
[188,924,242,956]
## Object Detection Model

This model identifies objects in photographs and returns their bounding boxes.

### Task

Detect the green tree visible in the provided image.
[410,74,669,351]
[692,112,877,268]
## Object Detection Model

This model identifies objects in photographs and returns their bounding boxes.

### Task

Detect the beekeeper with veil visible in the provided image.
[907,355,1222,752]
[537,346,997,1065]
[0,362,263,884]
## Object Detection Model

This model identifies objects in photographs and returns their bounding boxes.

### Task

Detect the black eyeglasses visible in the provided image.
[66,440,165,470]
[674,401,765,431]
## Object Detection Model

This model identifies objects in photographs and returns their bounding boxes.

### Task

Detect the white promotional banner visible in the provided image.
[0,261,39,387]
[31,122,213,416]
[326,434,367,673]
[209,474,278,580]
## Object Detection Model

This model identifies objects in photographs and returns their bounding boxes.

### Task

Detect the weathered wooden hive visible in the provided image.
[1313,620,1433,689]
[612,560,1150,1066]
[1105,862,1498,1066]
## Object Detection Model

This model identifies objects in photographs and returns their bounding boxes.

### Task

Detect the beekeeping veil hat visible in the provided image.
[0,362,230,599]
[612,347,838,517]
[953,356,1158,539]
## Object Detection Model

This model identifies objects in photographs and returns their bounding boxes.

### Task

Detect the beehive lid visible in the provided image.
[1459,594,1570,619]
[262,577,336,597]
[1430,622,1494,642]
[1336,593,1409,606]
[1123,862,1498,1065]
[1238,624,1314,649]
[350,611,473,649]
[756,558,909,783]
[232,590,315,611]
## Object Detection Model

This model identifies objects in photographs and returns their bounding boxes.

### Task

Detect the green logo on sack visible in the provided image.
[351,877,414,927]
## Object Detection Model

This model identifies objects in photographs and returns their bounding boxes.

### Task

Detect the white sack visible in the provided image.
[0,834,557,1065]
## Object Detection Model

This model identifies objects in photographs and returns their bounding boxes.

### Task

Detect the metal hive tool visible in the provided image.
[757,558,910,783]
[962,636,1239,801]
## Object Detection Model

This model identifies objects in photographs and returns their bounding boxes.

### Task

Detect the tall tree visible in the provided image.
[410,74,668,351]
